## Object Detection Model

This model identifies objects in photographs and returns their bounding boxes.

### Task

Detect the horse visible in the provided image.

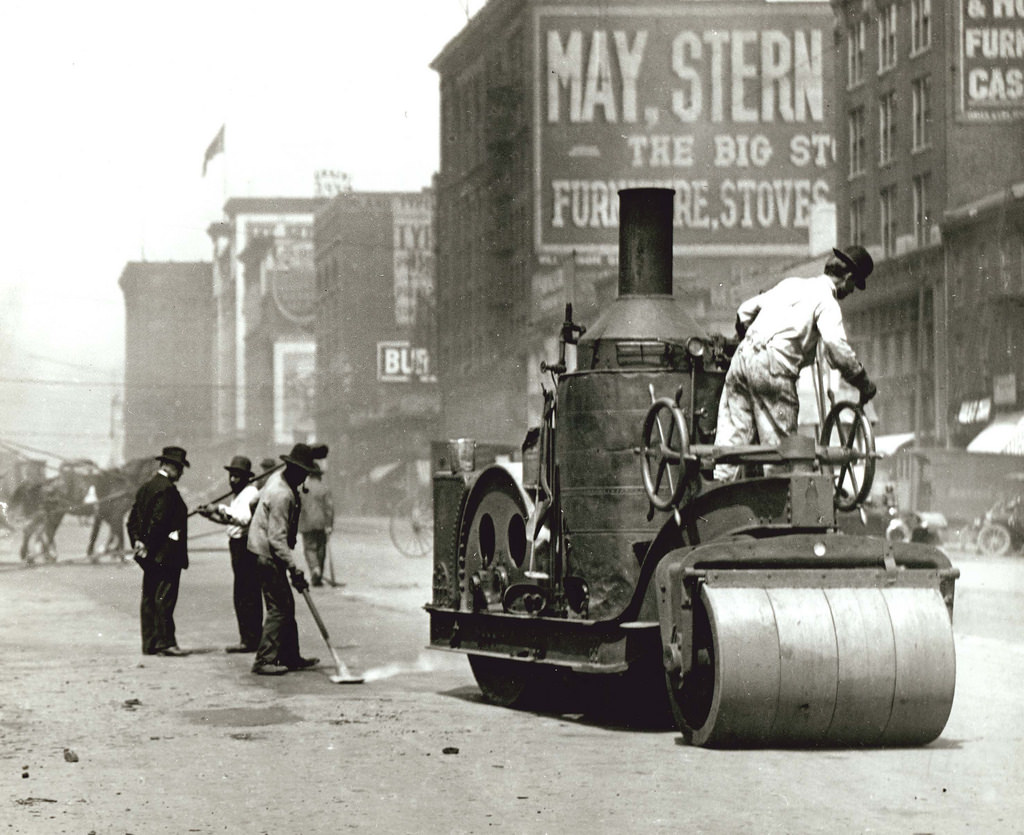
[85,457,156,560]
[6,460,101,563]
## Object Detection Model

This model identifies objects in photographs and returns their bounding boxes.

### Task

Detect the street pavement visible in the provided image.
[1,518,1023,834]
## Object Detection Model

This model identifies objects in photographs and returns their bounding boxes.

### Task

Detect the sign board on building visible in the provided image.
[958,0,1024,122]
[392,196,434,327]
[377,341,436,383]
[274,341,316,444]
[534,2,834,258]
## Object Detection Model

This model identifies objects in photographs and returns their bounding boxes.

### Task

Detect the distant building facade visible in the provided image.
[431,0,837,447]
[119,261,215,469]
[832,0,1024,449]
[207,197,327,462]
[313,191,439,511]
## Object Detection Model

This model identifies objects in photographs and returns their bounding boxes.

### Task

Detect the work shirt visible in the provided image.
[298,477,334,533]
[217,484,260,540]
[737,274,862,380]
[246,471,301,570]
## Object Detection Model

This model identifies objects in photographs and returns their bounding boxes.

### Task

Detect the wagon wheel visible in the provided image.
[820,400,876,512]
[977,522,1012,557]
[640,398,694,511]
[389,495,433,558]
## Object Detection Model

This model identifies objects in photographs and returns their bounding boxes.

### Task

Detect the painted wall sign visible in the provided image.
[377,341,436,383]
[533,2,835,256]
[959,0,1024,121]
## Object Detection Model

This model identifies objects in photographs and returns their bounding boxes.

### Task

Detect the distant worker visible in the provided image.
[199,456,263,653]
[298,465,334,587]
[715,245,878,481]
[126,446,190,657]
[246,443,320,676]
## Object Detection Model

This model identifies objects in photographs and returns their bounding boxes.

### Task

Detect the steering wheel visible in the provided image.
[640,398,693,511]
[820,400,876,511]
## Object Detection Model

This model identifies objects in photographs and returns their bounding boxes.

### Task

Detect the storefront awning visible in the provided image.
[967,412,1024,455]
[875,433,915,457]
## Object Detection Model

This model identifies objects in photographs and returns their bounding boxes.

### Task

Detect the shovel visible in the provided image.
[325,538,342,587]
[299,587,364,684]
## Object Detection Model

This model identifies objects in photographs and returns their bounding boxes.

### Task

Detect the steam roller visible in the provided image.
[426,188,958,747]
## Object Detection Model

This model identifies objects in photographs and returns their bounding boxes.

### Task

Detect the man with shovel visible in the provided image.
[246,443,320,676]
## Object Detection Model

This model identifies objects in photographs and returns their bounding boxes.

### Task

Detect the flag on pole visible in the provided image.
[202,124,225,176]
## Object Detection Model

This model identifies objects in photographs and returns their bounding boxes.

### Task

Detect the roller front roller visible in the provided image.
[658,536,958,748]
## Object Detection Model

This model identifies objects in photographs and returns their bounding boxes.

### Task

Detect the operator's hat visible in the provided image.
[156,446,190,468]
[224,455,253,476]
[280,443,321,474]
[832,244,874,290]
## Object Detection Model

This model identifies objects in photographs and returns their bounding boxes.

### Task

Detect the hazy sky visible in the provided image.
[0,0,483,466]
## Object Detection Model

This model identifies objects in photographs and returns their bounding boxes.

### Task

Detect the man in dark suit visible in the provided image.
[127,446,190,657]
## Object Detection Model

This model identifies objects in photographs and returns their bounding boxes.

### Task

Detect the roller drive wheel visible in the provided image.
[671,584,956,747]
[468,656,571,712]
[977,523,1012,557]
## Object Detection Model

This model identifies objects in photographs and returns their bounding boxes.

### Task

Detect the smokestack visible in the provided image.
[618,188,674,297]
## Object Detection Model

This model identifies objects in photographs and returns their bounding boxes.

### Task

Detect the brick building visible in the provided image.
[313,191,438,511]
[206,197,327,463]
[118,261,216,474]
[431,0,837,446]
[832,0,1024,448]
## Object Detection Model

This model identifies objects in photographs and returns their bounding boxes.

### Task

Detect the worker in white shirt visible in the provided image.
[200,455,263,652]
[714,245,878,481]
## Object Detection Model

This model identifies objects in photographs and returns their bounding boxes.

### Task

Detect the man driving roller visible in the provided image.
[714,244,878,481]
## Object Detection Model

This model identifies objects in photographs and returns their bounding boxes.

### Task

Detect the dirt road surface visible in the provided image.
[1,517,1022,834]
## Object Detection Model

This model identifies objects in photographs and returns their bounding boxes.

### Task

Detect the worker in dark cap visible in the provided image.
[199,455,263,653]
[714,245,877,481]
[246,443,321,676]
[126,446,190,657]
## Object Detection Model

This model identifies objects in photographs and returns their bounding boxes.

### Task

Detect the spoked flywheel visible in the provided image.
[641,397,697,511]
[820,400,876,511]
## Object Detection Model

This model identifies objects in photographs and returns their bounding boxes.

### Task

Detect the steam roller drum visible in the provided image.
[683,585,956,747]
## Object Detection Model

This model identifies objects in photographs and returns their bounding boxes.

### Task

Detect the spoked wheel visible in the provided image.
[641,398,695,511]
[820,401,876,511]
[389,496,433,558]
[977,523,1012,557]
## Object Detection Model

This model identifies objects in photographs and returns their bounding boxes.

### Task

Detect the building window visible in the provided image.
[848,19,866,86]
[879,91,897,165]
[879,5,898,72]
[850,196,866,245]
[848,107,866,176]
[911,0,932,54]
[880,186,898,255]
[912,76,932,150]
[913,173,931,246]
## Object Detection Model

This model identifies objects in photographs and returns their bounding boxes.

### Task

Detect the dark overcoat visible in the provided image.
[127,472,189,570]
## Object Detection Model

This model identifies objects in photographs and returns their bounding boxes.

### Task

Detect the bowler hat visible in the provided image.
[280,443,320,474]
[832,244,874,290]
[224,455,253,476]
[156,446,190,468]
[259,458,277,472]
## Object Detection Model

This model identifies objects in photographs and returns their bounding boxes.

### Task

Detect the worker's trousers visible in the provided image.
[254,558,302,668]
[714,340,799,481]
